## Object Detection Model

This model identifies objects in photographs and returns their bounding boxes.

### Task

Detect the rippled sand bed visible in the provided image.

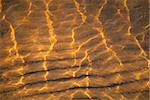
[0,0,149,100]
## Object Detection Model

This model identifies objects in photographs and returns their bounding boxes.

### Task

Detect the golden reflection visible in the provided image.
[0,0,149,99]
[22,0,32,22]
[100,31,123,66]
[2,16,25,64]
[73,0,87,23]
